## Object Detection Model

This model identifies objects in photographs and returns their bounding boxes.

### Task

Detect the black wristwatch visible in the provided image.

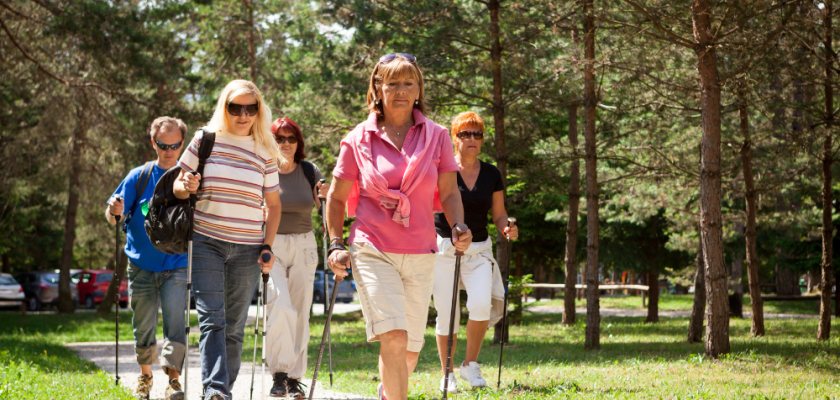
[328,241,347,256]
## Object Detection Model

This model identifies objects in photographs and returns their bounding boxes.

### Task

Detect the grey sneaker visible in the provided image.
[134,374,152,400]
[439,372,458,393]
[459,361,487,388]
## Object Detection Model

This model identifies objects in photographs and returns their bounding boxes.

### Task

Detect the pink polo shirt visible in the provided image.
[333,111,459,254]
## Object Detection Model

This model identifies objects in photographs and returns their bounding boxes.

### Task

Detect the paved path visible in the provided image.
[526,306,827,319]
[67,302,370,400]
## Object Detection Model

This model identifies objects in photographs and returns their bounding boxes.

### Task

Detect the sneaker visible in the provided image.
[270,372,288,397]
[285,376,307,399]
[165,378,184,400]
[377,382,387,400]
[459,361,487,388]
[439,372,458,393]
[134,374,152,400]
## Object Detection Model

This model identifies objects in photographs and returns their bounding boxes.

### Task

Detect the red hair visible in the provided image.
[270,117,306,163]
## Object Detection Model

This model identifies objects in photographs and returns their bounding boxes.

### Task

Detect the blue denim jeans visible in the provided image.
[192,233,261,399]
[126,263,188,373]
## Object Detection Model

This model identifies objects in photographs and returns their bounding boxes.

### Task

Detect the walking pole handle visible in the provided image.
[261,253,271,263]
[318,179,326,198]
[452,225,466,257]
[505,217,516,240]
[111,194,122,223]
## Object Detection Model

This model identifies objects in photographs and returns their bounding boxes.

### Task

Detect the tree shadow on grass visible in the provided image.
[0,336,98,374]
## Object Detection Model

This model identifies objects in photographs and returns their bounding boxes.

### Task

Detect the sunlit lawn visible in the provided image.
[2,302,839,399]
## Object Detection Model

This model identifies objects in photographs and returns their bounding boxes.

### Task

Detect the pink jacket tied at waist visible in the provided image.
[345,111,446,227]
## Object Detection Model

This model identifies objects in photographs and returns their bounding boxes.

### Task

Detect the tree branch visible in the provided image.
[619,0,696,47]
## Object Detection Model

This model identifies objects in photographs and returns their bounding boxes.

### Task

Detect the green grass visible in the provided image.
[0,311,198,399]
[300,310,840,399]
[3,304,840,399]
[530,294,833,315]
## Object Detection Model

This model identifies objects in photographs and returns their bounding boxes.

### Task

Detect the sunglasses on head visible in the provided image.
[275,135,298,144]
[155,141,183,151]
[227,102,259,117]
[456,130,484,140]
[379,53,417,64]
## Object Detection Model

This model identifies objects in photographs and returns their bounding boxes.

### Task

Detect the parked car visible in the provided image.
[15,271,78,311]
[0,273,25,307]
[71,270,128,309]
[313,270,355,304]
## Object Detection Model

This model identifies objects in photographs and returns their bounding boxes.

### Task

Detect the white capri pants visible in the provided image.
[432,236,497,335]
[265,231,319,379]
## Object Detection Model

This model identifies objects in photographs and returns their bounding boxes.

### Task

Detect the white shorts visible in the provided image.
[432,236,497,335]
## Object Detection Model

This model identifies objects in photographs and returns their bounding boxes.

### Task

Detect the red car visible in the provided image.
[71,270,128,309]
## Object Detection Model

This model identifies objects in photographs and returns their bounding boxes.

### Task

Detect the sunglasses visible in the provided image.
[227,102,259,117]
[275,135,298,144]
[456,130,484,140]
[379,53,417,64]
[154,141,183,151]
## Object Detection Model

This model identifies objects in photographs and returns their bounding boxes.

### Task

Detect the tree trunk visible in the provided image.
[58,100,87,314]
[583,0,600,351]
[1,254,8,274]
[775,265,800,296]
[645,263,659,323]
[563,104,580,326]
[808,269,821,293]
[818,0,834,341]
[691,0,730,357]
[688,238,706,343]
[98,249,127,316]
[488,0,510,345]
[738,90,765,335]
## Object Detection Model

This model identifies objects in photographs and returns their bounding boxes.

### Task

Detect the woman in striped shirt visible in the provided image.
[174,80,282,400]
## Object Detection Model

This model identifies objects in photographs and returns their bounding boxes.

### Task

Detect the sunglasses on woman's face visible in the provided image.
[379,53,417,64]
[155,141,183,151]
[456,130,484,140]
[275,135,298,144]
[227,102,259,117]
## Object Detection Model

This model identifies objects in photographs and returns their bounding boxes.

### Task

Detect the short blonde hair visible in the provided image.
[206,80,281,163]
[148,116,187,141]
[451,112,485,155]
[366,57,426,117]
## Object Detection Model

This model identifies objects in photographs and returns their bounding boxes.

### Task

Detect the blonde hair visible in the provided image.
[148,116,187,141]
[451,111,485,155]
[366,57,426,118]
[206,80,281,163]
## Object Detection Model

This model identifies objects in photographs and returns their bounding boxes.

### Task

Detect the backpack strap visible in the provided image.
[300,161,317,192]
[196,129,216,190]
[131,161,154,215]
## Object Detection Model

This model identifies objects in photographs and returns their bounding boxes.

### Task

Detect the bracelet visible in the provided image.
[328,241,347,256]
[260,244,273,254]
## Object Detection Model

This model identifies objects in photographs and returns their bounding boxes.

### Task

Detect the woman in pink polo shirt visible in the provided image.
[326,53,472,400]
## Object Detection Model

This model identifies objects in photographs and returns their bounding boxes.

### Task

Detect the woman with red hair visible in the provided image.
[263,117,329,398]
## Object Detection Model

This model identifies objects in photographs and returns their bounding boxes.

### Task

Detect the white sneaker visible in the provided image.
[439,372,458,393]
[459,361,487,388]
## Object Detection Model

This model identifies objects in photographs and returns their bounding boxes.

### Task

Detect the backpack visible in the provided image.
[144,129,216,255]
[121,161,154,233]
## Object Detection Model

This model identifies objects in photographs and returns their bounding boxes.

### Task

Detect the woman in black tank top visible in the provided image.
[432,112,519,393]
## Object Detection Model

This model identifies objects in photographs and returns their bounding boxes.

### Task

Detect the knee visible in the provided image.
[199,310,226,333]
[380,330,408,350]
[466,299,492,321]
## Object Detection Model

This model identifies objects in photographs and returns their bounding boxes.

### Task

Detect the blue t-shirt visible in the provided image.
[110,163,187,272]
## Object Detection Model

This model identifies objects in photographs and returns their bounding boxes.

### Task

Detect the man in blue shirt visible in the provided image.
[106,117,189,400]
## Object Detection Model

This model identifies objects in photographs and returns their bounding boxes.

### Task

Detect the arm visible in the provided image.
[490,190,518,240]
[259,190,282,273]
[326,177,353,280]
[173,169,201,200]
[438,171,472,251]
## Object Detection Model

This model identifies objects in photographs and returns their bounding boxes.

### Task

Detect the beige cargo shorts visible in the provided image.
[349,242,436,352]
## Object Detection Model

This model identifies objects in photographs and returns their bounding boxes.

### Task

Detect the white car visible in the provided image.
[0,273,25,307]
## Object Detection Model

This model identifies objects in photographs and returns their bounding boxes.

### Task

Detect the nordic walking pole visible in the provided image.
[184,172,199,399]
[260,270,269,400]
[309,268,341,400]
[249,263,264,400]
[111,195,122,387]
[316,178,335,387]
[497,217,516,389]
[443,227,466,400]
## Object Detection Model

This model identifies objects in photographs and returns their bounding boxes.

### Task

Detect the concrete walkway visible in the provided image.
[67,302,370,400]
